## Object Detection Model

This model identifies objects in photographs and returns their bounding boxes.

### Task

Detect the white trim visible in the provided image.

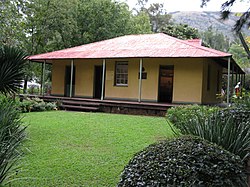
[69,59,74,98]
[227,57,231,105]
[41,60,46,96]
[138,58,143,102]
[101,59,106,100]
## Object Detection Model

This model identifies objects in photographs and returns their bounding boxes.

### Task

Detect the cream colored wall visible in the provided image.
[105,59,139,100]
[172,59,203,104]
[74,59,102,97]
[51,57,220,104]
[105,58,204,103]
[202,59,222,104]
[51,60,70,95]
[51,59,102,97]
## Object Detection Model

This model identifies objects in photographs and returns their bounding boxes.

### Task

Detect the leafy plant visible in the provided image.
[17,97,57,113]
[0,97,26,185]
[167,105,219,129]
[118,136,247,187]
[167,105,250,161]
[0,46,27,95]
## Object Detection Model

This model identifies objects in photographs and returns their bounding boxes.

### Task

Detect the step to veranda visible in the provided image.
[60,104,99,112]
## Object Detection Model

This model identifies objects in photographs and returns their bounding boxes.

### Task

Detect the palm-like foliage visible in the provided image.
[0,97,26,185]
[167,106,250,161]
[0,45,27,95]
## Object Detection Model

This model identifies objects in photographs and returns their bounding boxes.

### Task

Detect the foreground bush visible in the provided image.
[0,97,26,185]
[118,136,247,187]
[167,105,250,161]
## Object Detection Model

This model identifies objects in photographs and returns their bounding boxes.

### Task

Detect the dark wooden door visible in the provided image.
[158,66,174,103]
[64,66,75,97]
[94,66,103,99]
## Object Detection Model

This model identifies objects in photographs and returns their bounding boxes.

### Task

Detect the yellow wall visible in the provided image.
[51,60,70,95]
[201,59,222,104]
[172,59,203,104]
[105,58,203,103]
[74,59,102,97]
[105,59,139,100]
[51,59,102,97]
[51,57,221,104]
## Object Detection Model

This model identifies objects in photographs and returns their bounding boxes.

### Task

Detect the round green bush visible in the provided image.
[118,136,247,187]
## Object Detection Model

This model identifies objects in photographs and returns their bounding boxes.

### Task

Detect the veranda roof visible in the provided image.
[28,33,231,60]
[28,33,244,74]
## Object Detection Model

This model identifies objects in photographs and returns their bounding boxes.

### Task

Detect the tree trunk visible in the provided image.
[23,77,28,94]
[238,32,250,60]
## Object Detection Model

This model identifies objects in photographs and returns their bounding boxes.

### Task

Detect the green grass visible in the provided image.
[11,111,173,187]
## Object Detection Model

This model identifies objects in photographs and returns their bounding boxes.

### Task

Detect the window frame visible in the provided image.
[114,61,128,87]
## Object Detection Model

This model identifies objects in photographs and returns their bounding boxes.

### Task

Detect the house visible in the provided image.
[28,33,245,107]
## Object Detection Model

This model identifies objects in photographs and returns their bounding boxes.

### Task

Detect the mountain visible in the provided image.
[169,11,250,41]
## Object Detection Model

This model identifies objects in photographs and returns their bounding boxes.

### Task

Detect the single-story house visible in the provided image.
[28,33,245,105]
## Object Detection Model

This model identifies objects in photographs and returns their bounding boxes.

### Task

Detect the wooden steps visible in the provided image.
[19,94,178,116]
[60,99,101,112]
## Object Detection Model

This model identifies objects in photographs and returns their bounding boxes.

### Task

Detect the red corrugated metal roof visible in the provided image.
[28,33,231,60]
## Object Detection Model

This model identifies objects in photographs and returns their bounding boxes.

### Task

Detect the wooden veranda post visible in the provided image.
[41,60,46,96]
[69,59,74,98]
[227,57,231,106]
[138,58,143,103]
[101,59,106,101]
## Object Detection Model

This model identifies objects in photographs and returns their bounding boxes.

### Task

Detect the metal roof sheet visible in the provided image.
[28,33,232,60]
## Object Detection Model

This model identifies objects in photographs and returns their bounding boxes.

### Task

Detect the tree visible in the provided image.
[199,26,231,52]
[0,0,26,48]
[201,0,250,59]
[147,3,172,32]
[0,46,27,95]
[134,0,171,32]
[161,24,199,40]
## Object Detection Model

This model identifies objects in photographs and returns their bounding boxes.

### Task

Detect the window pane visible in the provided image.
[116,62,128,86]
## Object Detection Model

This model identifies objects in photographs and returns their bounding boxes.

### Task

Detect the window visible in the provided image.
[115,62,128,86]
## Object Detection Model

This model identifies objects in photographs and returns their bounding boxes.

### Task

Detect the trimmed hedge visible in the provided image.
[118,136,247,187]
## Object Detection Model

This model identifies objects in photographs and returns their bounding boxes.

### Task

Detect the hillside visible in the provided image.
[170,11,250,41]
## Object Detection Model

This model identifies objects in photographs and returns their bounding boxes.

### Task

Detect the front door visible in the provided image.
[94,66,103,99]
[158,65,174,103]
[64,66,75,97]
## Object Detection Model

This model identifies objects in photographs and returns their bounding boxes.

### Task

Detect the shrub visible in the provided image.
[0,97,26,185]
[118,136,247,187]
[167,105,219,129]
[17,97,57,112]
[167,105,250,161]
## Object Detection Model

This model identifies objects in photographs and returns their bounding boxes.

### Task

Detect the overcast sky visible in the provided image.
[120,0,249,12]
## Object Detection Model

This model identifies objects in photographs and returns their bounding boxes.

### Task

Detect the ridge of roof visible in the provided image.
[28,33,231,60]
[158,33,231,57]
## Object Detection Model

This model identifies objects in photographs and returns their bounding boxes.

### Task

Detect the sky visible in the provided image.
[120,0,249,12]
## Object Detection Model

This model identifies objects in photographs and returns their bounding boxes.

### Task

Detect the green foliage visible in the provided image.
[161,24,199,40]
[229,43,249,68]
[167,105,219,129]
[0,0,26,48]
[17,97,57,112]
[118,136,247,187]
[134,1,171,33]
[0,96,26,185]
[199,26,231,52]
[21,0,151,55]
[0,45,27,95]
[167,105,250,161]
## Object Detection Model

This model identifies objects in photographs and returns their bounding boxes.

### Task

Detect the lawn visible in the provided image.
[11,111,173,187]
